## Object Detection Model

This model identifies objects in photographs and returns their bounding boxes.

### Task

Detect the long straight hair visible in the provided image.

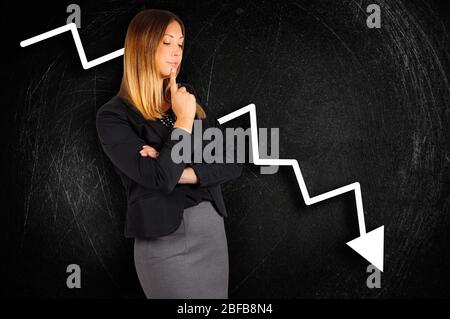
[118,9,206,121]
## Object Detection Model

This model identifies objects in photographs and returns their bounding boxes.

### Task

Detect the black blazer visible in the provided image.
[96,94,243,238]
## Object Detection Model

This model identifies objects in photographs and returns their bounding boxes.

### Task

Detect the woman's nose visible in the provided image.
[172,46,182,56]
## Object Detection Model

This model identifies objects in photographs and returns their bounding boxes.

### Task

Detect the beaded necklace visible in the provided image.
[158,107,177,131]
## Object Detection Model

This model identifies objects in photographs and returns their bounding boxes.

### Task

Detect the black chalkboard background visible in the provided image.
[1,0,449,298]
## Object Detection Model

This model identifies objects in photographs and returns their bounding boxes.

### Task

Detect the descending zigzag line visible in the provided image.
[19,24,366,235]
[20,23,384,271]
[20,23,124,69]
[217,104,367,236]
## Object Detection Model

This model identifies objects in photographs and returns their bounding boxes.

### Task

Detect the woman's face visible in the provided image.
[156,20,184,79]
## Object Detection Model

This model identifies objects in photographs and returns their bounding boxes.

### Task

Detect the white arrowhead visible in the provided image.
[346,225,384,272]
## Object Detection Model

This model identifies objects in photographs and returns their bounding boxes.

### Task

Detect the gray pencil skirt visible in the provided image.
[133,201,229,299]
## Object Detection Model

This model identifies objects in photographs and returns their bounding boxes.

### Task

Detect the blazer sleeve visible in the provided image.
[190,116,243,188]
[96,106,194,194]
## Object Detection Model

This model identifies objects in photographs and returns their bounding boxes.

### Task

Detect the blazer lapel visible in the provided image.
[116,95,169,145]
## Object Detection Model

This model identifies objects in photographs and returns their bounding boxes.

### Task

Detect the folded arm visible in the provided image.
[135,115,243,188]
[96,107,193,194]
[190,116,243,187]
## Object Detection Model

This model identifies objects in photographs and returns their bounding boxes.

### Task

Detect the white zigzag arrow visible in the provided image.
[20,23,384,272]
[20,23,124,69]
[218,104,384,272]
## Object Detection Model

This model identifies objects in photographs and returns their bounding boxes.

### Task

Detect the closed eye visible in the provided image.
[163,42,183,48]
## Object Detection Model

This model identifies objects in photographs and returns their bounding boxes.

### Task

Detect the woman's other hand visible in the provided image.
[139,145,159,158]
[139,145,199,184]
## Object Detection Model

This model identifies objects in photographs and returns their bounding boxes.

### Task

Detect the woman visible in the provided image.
[96,9,242,299]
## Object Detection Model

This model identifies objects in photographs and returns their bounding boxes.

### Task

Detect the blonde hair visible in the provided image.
[118,9,206,121]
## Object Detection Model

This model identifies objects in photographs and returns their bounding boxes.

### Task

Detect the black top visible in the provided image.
[183,176,214,208]
[96,94,243,238]
[157,107,213,209]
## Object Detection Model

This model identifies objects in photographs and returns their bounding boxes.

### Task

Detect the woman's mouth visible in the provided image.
[167,62,179,68]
